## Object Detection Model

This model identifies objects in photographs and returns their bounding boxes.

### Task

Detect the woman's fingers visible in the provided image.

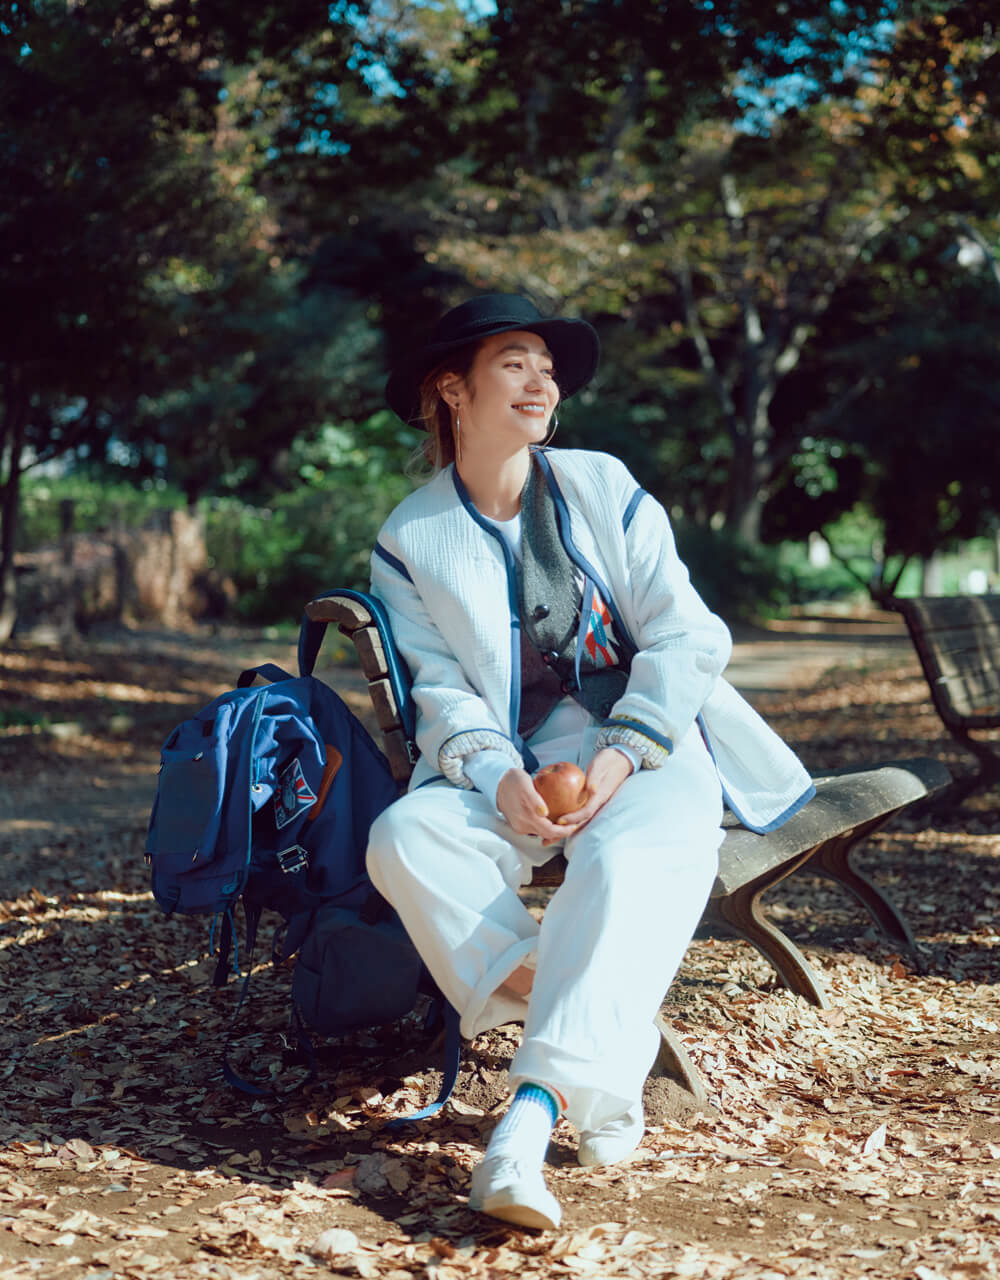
[556,748,634,830]
[497,769,569,840]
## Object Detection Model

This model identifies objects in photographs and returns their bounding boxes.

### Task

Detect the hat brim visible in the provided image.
[385,316,599,429]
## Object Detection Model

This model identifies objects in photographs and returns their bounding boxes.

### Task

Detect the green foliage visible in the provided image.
[203,413,415,622]
[673,525,792,623]
[18,475,186,550]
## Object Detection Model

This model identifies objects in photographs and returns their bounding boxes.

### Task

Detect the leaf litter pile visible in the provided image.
[1,619,997,1280]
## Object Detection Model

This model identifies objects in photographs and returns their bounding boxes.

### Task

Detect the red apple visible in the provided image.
[533,761,589,820]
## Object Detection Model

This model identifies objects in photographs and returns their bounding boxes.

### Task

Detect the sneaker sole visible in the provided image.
[480,1189,561,1231]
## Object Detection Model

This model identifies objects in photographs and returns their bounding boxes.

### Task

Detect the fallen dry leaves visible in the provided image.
[0,620,998,1280]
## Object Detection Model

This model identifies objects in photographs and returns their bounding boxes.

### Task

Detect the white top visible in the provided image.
[467,510,637,812]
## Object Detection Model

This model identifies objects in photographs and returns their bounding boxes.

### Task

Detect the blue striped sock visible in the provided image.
[484,1083,561,1168]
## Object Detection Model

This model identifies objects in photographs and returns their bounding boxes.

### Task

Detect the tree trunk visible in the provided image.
[0,372,29,643]
[920,553,944,597]
[725,399,772,545]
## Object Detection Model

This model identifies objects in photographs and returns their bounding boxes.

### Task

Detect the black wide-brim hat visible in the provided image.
[385,293,600,429]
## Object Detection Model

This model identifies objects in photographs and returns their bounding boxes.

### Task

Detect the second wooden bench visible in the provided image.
[893,593,1000,803]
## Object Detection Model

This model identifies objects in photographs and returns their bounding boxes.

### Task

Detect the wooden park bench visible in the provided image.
[305,590,951,1103]
[893,593,1000,802]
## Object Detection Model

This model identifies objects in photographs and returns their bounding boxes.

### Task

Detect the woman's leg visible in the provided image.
[510,725,724,1136]
[366,782,548,1038]
[367,779,569,1229]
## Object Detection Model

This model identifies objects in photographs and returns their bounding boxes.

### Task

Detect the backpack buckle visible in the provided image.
[276,845,309,874]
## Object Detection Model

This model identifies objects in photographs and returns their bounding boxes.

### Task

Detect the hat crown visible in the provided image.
[431,293,546,345]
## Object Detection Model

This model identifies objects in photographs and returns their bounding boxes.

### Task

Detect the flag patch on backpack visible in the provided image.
[274,756,318,829]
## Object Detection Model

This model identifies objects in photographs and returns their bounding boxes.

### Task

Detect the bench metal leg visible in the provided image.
[811,833,915,953]
[703,887,832,1009]
[652,1013,709,1105]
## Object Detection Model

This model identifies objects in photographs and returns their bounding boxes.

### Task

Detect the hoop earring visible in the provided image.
[541,413,559,448]
[454,413,462,463]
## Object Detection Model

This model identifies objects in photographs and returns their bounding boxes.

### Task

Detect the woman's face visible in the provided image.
[442,330,560,453]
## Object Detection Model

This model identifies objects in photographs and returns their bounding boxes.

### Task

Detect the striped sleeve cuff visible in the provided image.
[438,730,523,788]
[595,721,672,769]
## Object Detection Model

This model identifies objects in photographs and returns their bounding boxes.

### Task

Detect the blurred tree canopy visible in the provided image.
[3,0,999,632]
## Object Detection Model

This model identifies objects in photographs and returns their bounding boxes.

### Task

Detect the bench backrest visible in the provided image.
[893,594,1000,731]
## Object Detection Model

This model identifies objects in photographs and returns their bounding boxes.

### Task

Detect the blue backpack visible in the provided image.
[145,618,459,1115]
[146,663,395,922]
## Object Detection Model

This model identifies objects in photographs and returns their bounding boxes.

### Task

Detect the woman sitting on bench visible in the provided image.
[366,293,813,1230]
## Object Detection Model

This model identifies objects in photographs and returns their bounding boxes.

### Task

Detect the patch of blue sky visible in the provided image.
[333,0,496,98]
[734,12,897,133]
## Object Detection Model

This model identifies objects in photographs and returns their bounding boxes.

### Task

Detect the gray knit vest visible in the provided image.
[516,458,630,738]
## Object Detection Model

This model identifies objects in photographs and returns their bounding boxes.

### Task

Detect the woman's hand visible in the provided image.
[549,747,634,840]
[496,768,571,844]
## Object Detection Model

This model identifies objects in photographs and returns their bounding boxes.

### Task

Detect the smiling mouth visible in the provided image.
[512,403,546,415]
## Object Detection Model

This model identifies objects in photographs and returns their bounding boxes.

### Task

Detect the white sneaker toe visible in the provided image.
[468,1157,562,1230]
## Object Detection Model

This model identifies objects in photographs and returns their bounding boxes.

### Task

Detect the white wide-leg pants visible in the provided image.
[366,721,724,1134]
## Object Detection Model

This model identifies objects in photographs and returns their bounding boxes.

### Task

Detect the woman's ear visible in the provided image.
[437,371,462,407]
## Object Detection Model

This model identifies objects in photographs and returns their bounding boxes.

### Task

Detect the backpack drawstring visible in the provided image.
[209,909,241,987]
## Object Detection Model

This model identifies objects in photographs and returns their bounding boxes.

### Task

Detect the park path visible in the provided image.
[724,608,911,700]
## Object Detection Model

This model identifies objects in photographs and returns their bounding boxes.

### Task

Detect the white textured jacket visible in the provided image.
[370,448,814,833]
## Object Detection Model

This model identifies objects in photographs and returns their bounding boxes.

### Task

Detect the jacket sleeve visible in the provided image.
[595,490,732,766]
[370,538,523,787]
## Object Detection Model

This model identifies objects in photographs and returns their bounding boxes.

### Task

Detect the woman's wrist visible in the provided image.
[463,749,519,815]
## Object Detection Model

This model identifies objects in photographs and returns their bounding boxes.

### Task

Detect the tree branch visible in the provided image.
[674,253,738,423]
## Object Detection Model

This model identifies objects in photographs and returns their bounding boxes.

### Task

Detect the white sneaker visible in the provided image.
[468,1156,562,1230]
[578,1102,645,1167]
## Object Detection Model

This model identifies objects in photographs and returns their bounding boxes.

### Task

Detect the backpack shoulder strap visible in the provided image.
[384,1002,462,1129]
[219,903,318,1099]
[237,663,296,688]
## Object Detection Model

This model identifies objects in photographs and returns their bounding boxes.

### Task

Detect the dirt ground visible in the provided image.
[0,615,997,1280]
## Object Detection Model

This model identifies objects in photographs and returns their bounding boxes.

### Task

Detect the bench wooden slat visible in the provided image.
[369,677,404,735]
[893,593,999,800]
[307,595,373,631]
[353,627,391,683]
[382,727,418,788]
[936,670,1000,724]
[896,595,1000,639]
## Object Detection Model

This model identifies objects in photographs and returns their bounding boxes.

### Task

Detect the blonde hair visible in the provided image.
[411,342,480,474]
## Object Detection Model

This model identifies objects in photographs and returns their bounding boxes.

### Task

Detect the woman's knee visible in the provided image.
[365,788,465,883]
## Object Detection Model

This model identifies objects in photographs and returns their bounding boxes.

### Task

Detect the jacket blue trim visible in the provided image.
[451,469,527,757]
[604,717,674,754]
[743,782,817,834]
[374,541,414,583]
[415,773,448,789]
[622,487,648,533]
[573,577,593,689]
[534,451,638,661]
[695,712,815,834]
